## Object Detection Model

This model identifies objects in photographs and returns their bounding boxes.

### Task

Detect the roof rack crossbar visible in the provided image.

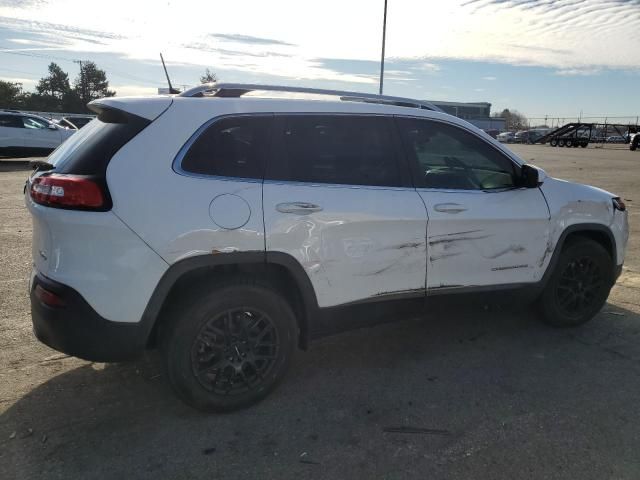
[179,83,443,112]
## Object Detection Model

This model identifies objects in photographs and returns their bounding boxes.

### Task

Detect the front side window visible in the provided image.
[180,116,270,179]
[268,115,401,187]
[23,117,49,129]
[0,115,24,128]
[397,118,516,190]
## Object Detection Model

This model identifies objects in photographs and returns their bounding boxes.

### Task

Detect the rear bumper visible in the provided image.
[31,273,147,362]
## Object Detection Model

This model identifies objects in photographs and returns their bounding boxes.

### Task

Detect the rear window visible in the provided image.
[179,116,271,179]
[47,112,150,176]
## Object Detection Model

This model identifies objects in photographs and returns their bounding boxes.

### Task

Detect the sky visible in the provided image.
[0,0,639,120]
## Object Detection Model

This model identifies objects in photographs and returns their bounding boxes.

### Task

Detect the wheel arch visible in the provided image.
[141,251,319,351]
[542,223,617,288]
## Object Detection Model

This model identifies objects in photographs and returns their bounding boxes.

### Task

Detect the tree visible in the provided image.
[493,108,528,131]
[74,61,115,109]
[36,63,71,101]
[0,80,24,109]
[200,68,218,84]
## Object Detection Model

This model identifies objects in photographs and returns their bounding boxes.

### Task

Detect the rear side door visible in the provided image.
[22,116,61,149]
[395,116,550,291]
[0,114,25,149]
[263,114,428,308]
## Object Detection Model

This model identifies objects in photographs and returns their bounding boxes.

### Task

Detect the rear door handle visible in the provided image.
[276,202,323,215]
[434,203,467,214]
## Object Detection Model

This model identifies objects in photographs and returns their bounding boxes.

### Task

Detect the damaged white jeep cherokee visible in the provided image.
[26,84,629,411]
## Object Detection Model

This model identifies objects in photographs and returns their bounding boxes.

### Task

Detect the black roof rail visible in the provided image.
[179,82,444,112]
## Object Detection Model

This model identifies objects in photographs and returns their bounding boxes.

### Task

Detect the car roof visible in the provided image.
[0,111,50,120]
[91,90,528,167]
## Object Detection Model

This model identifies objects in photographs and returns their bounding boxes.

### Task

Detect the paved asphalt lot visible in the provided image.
[1,145,640,479]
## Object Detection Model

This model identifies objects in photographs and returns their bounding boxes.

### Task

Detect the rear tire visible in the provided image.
[566,139,573,147]
[559,139,566,147]
[537,238,613,327]
[161,280,297,412]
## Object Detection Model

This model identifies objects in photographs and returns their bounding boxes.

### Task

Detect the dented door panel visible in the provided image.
[264,183,428,307]
[419,187,551,290]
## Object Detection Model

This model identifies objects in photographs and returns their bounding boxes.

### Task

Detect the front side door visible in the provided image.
[22,116,61,149]
[396,117,550,291]
[263,114,428,308]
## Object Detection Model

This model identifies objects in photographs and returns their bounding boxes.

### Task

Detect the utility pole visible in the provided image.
[379,0,388,95]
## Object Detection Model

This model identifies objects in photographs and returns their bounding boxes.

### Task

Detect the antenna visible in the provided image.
[160,53,180,94]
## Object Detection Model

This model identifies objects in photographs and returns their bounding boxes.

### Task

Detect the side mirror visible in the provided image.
[520,164,540,188]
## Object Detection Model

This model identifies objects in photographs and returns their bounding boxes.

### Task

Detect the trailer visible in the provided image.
[537,122,639,148]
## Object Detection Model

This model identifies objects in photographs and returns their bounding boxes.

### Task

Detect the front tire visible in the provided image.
[537,238,613,327]
[161,280,297,412]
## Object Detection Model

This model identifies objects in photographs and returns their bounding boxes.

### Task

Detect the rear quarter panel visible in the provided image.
[106,99,266,264]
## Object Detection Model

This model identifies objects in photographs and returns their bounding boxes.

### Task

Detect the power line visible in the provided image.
[0,46,164,87]
[0,46,77,63]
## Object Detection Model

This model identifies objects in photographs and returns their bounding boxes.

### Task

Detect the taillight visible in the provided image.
[30,174,106,210]
[34,284,66,308]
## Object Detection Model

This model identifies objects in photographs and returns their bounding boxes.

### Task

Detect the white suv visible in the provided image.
[25,84,629,411]
[0,111,75,156]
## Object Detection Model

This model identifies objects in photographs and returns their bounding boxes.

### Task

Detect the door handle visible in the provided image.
[434,203,467,214]
[276,202,323,215]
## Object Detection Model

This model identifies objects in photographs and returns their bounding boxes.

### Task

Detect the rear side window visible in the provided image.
[180,116,270,179]
[268,115,401,187]
[47,110,149,176]
[397,117,516,190]
[0,115,23,128]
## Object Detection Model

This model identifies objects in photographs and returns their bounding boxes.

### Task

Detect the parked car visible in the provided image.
[606,135,626,144]
[55,115,95,130]
[497,131,515,143]
[483,129,499,139]
[26,84,629,412]
[0,111,75,156]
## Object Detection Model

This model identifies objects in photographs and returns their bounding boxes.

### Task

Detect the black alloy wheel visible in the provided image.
[554,256,603,319]
[537,238,612,327]
[161,280,297,412]
[191,308,280,395]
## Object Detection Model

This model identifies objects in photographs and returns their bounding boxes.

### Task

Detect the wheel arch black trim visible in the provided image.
[541,222,618,288]
[139,251,320,348]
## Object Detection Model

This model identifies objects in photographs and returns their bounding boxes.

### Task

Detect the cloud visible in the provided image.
[0,0,638,93]
[554,67,602,76]
[482,76,497,81]
[207,33,295,47]
[0,75,37,87]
